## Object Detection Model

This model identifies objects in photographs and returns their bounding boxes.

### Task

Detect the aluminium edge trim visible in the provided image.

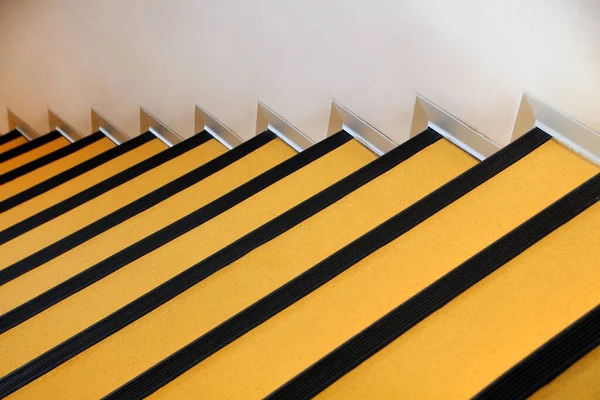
[256,101,314,152]
[140,107,183,147]
[91,108,130,145]
[195,104,243,149]
[410,95,501,161]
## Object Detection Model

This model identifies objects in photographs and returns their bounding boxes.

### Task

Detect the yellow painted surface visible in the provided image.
[0,139,224,277]
[0,136,69,176]
[7,140,476,397]
[0,138,298,377]
[0,137,114,201]
[319,202,600,399]
[147,140,598,399]
[531,342,600,400]
[7,140,378,398]
[0,136,28,154]
[0,139,167,233]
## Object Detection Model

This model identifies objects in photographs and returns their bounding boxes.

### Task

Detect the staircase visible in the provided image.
[0,105,599,399]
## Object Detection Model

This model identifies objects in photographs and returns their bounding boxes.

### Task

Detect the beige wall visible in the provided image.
[0,0,598,145]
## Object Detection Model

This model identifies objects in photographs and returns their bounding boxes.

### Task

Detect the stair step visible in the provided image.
[0,132,376,398]
[0,131,113,186]
[310,182,599,400]
[0,133,181,264]
[0,132,167,232]
[513,306,600,400]
[0,132,304,377]
[0,131,28,155]
[0,131,69,175]
[0,112,598,400]
[111,129,599,399]
[0,132,115,201]
[0,131,224,245]
[2,128,473,398]
[0,132,280,315]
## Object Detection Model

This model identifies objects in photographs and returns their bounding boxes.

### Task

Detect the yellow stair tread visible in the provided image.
[148,139,597,399]
[0,138,286,316]
[5,138,474,398]
[0,136,70,175]
[0,138,167,232]
[0,136,28,155]
[0,138,220,268]
[530,343,600,400]
[1,138,376,397]
[0,137,115,202]
[318,202,600,399]
[0,137,301,375]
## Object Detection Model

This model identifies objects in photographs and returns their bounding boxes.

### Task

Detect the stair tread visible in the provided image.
[0,131,220,246]
[0,136,211,269]
[318,199,600,400]
[0,134,375,397]
[85,135,475,399]
[0,132,69,175]
[528,321,600,400]
[0,134,280,314]
[0,131,28,155]
[1,123,598,400]
[141,137,596,399]
[0,135,115,201]
[0,134,302,375]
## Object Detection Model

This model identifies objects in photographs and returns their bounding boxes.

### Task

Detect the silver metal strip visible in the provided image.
[410,95,501,161]
[91,108,130,145]
[195,105,243,149]
[140,107,183,147]
[256,102,313,152]
[7,108,41,141]
[327,100,396,156]
[48,108,84,143]
[512,92,600,166]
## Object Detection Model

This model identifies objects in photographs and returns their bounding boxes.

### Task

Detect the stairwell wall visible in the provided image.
[0,0,598,145]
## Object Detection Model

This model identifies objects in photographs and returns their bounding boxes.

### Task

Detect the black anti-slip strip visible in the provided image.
[0,131,105,185]
[268,172,600,399]
[0,131,211,246]
[0,129,436,398]
[0,132,155,213]
[106,128,551,400]
[0,131,61,164]
[475,302,600,399]
[0,130,21,146]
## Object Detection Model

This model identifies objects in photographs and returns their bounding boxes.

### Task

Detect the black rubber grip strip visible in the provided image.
[106,128,551,400]
[0,132,155,213]
[0,131,61,164]
[0,130,262,286]
[0,130,354,397]
[0,129,435,398]
[0,131,211,246]
[475,303,600,399]
[269,172,600,399]
[0,131,105,185]
[0,130,21,146]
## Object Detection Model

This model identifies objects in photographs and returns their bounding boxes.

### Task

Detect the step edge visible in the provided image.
[47,108,84,143]
[328,99,397,156]
[194,104,243,149]
[91,108,130,145]
[411,95,502,161]
[7,108,40,141]
[256,101,314,152]
[513,91,600,166]
[140,106,183,147]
